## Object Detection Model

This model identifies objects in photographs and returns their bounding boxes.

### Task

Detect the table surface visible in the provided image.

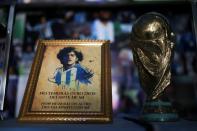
[1,115,197,131]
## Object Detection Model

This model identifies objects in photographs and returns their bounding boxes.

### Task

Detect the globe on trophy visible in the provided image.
[130,12,178,122]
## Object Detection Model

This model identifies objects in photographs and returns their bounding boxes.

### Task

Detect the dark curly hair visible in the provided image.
[57,47,83,63]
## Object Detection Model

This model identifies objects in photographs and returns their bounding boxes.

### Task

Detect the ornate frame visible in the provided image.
[18,40,112,123]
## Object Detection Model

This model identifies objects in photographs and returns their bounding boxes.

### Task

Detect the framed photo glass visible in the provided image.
[18,40,112,123]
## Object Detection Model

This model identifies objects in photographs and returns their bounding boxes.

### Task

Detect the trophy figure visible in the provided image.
[130,12,178,121]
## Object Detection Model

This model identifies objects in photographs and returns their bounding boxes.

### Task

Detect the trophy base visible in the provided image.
[141,100,179,122]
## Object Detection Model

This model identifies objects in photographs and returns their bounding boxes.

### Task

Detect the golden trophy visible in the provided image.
[130,12,178,121]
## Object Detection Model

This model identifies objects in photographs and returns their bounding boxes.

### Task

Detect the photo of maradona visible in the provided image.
[48,47,94,89]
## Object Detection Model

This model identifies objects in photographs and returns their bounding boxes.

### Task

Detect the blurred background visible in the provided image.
[0,0,197,121]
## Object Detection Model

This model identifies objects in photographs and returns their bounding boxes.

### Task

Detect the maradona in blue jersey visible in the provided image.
[48,47,93,89]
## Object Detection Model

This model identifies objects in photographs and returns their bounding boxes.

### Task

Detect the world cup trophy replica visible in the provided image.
[130,12,178,121]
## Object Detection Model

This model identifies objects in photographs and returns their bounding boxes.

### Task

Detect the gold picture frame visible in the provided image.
[18,40,112,123]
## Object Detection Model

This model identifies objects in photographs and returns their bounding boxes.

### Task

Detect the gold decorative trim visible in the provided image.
[18,40,112,123]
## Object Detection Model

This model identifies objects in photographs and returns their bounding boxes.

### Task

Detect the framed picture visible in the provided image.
[18,40,112,123]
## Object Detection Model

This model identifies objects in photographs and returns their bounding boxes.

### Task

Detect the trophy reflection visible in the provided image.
[130,12,178,121]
